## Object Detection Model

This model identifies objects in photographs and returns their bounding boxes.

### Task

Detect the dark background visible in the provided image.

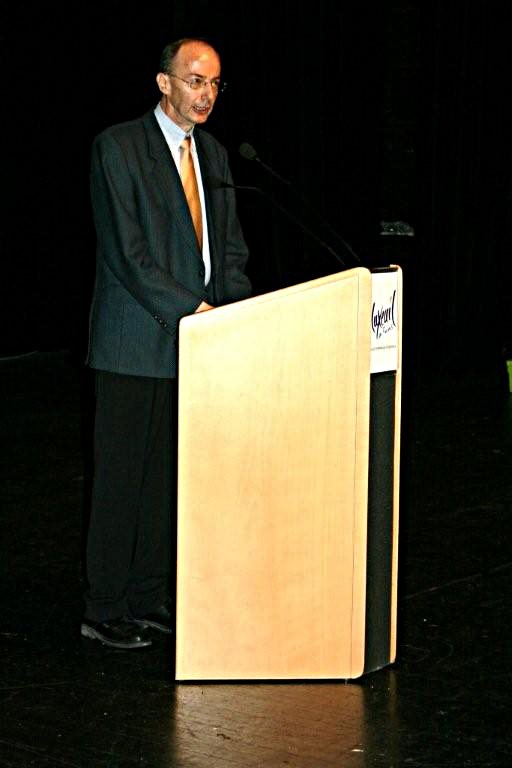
[2,0,511,391]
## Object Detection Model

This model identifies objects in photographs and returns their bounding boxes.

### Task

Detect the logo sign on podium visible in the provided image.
[370,270,399,374]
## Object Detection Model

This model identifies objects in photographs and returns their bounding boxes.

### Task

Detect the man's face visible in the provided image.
[157,42,221,132]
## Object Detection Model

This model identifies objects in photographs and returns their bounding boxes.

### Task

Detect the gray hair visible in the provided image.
[159,38,219,73]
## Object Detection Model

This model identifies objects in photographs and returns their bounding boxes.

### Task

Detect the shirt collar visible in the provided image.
[154,103,195,149]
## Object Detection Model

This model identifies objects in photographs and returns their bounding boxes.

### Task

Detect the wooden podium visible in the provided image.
[175,266,402,680]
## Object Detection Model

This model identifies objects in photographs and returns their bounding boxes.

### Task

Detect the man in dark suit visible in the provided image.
[81,38,251,649]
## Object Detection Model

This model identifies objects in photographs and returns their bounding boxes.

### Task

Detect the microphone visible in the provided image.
[239,142,293,187]
[238,142,257,160]
[238,142,361,266]
[219,181,347,269]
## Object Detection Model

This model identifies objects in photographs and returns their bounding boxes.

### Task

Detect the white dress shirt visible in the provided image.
[154,103,211,286]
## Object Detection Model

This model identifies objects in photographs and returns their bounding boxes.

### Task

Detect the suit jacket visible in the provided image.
[86,110,251,378]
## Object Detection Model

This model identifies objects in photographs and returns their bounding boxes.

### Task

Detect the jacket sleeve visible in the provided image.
[221,159,252,304]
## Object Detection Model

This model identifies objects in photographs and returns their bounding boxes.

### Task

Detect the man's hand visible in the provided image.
[195,301,214,313]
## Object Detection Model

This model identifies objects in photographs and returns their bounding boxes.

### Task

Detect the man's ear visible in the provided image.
[156,72,171,95]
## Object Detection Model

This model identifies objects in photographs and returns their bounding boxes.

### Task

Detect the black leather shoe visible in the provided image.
[129,603,174,634]
[81,618,152,649]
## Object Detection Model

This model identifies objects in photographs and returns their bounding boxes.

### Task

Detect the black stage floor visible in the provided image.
[2,351,512,767]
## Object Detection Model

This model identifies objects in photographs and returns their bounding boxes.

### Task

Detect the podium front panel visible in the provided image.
[176,269,372,680]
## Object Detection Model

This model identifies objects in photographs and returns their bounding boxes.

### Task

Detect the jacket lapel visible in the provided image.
[195,132,224,287]
[142,111,201,256]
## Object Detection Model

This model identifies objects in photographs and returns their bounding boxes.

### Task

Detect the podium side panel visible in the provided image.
[390,267,403,662]
[364,371,396,673]
[366,266,403,670]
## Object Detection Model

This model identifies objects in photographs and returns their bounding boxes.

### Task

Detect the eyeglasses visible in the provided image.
[168,73,227,94]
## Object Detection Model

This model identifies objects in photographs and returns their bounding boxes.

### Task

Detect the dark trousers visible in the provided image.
[84,370,177,622]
